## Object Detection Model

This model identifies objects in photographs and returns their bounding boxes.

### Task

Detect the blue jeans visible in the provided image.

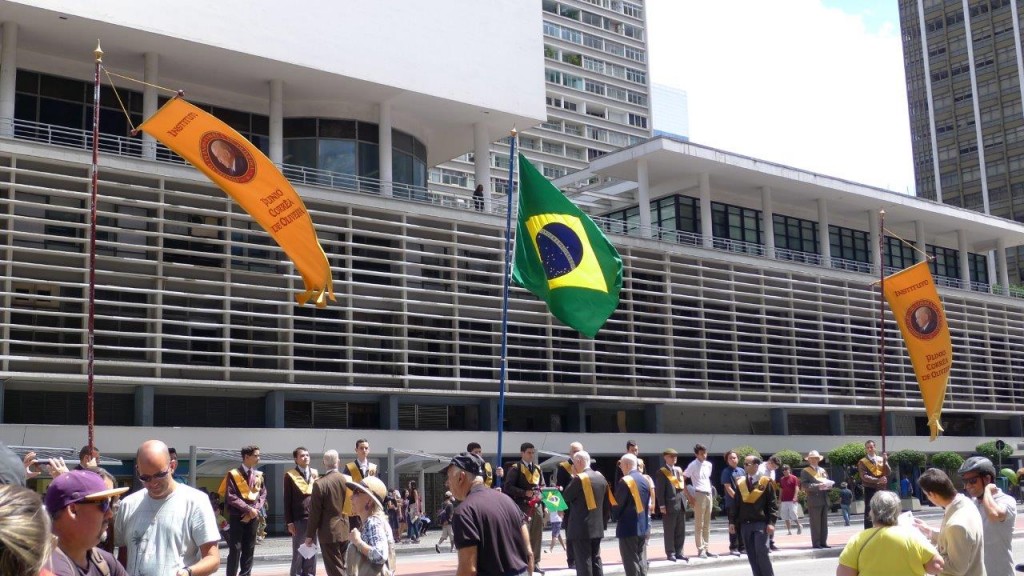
[840,503,850,525]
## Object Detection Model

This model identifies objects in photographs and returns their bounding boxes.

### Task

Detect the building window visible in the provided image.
[773,214,819,254]
[968,253,988,285]
[712,202,761,244]
[884,237,916,270]
[927,245,960,279]
[829,225,870,264]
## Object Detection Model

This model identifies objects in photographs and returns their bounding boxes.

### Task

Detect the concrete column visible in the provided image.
[383,395,399,430]
[269,79,283,165]
[142,52,158,159]
[473,122,491,213]
[0,378,5,423]
[644,403,663,434]
[770,408,788,436]
[829,410,845,436]
[817,198,831,267]
[480,398,499,431]
[567,402,586,433]
[699,173,713,249]
[869,210,882,273]
[134,385,154,427]
[761,186,775,259]
[637,159,652,237]
[884,412,898,438]
[378,101,393,197]
[996,238,1010,296]
[1009,415,1023,437]
[915,220,927,263]
[265,391,285,428]
[0,22,17,138]
[263,390,287,532]
[957,229,971,288]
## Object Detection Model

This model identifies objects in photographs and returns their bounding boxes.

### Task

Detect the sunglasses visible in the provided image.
[84,498,112,513]
[137,468,171,483]
[963,476,982,486]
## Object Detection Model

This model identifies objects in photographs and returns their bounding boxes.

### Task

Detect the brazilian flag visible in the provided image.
[541,487,568,512]
[511,153,622,338]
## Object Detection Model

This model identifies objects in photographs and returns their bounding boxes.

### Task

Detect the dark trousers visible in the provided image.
[227,513,259,576]
[807,505,828,547]
[863,487,878,528]
[564,509,575,566]
[569,537,603,576]
[618,535,647,576]
[740,521,775,576]
[662,511,686,557]
[290,519,316,576]
[726,505,745,551]
[321,541,345,576]
[527,509,544,567]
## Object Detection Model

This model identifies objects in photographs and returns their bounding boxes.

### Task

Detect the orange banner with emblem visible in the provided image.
[138,97,334,307]
[882,261,952,440]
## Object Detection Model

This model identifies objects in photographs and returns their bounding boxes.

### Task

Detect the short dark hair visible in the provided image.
[694,443,707,454]
[168,448,177,461]
[520,442,535,452]
[79,445,96,459]
[626,440,637,449]
[241,445,260,458]
[293,447,308,458]
[355,439,369,449]
[769,455,782,467]
[724,450,737,460]
[918,468,957,500]
[467,442,482,452]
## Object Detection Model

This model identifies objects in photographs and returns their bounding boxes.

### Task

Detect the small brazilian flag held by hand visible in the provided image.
[511,154,622,338]
[541,487,568,512]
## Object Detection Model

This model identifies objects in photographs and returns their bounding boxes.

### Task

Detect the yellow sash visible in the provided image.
[229,468,262,501]
[860,457,883,477]
[804,466,828,481]
[622,476,644,513]
[346,462,376,483]
[736,475,771,504]
[484,462,494,487]
[660,467,682,489]
[286,468,316,496]
[579,472,598,511]
[607,485,618,506]
[560,461,574,477]
[518,462,541,485]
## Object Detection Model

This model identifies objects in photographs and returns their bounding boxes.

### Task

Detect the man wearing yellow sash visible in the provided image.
[563,449,610,576]
[284,446,318,576]
[555,441,585,569]
[733,455,778,576]
[655,448,688,562]
[612,453,651,576]
[467,442,504,488]
[344,439,378,554]
[224,445,267,576]
[799,450,833,549]
[856,440,891,530]
[504,442,547,574]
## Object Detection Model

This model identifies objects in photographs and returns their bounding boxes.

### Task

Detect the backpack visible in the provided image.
[437,503,451,524]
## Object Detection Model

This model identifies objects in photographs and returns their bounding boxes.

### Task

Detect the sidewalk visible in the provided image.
[247,507,957,564]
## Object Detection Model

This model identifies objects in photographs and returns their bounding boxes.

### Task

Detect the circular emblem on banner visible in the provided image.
[536,222,584,280]
[906,299,941,340]
[200,132,256,183]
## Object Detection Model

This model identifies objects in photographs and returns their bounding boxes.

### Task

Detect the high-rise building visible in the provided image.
[429,0,651,204]
[651,83,689,140]
[898,0,1024,279]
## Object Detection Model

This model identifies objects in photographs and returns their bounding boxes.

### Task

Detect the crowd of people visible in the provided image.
[0,437,1020,576]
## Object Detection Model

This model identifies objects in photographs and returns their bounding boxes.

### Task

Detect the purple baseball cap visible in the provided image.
[44,470,128,516]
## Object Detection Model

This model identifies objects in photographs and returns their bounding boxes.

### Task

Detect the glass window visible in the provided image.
[884,237,916,270]
[358,142,380,180]
[829,225,870,263]
[773,214,818,254]
[712,202,761,244]
[319,139,357,175]
[319,119,357,139]
[284,138,317,168]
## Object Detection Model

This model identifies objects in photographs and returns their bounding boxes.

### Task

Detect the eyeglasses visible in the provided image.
[137,468,171,482]
[962,476,982,486]
[84,498,112,513]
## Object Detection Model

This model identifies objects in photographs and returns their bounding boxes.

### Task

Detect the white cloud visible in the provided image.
[647,0,915,194]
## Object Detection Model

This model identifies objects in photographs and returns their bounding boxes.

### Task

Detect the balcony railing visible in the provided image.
[1,117,1017,300]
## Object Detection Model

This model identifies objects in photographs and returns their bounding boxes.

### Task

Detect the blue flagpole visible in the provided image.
[495,128,518,488]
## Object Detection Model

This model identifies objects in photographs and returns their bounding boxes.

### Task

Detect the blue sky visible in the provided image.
[646,0,914,194]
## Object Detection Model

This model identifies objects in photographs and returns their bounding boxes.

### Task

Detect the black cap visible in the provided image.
[447,452,485,477]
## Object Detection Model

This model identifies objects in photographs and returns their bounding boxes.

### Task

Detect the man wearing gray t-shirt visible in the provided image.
[960,457,1017,576]
[115,440,220,576]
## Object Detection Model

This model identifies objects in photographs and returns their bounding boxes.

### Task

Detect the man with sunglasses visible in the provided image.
[959,457,1016,576]
[47,469,129,576]
[115,440,221,576]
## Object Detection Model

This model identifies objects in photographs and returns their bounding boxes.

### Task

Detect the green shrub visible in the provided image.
[975,440,1013,464]
[931,451,964,472]
[773,449,803,470]
[732,445,761,461]
[890,449,927,470]
[827,442,866,468]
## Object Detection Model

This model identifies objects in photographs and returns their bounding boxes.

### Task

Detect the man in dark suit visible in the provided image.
[305,450,350,576]
[562,449,610,576]
[284,446,318,576]
[504,442,547,573]
[555,441,584,569]
[612,453,651,576]
[655,448,688,562]
[225,445,267,576]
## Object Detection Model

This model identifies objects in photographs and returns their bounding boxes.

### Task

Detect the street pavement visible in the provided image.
[222,504,1024,575]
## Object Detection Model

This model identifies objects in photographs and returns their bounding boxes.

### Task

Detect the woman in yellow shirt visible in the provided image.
[837,490,943,576]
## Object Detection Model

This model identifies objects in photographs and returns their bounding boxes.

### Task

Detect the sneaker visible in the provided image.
[435,544,441,554]
[707,552,719,558]
[698,551,708,559]
[797,525,802,534]
[769,543,779,552]
[730,550,741,557]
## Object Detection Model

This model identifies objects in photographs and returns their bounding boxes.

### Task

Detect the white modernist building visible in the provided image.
[2,0,1024,528]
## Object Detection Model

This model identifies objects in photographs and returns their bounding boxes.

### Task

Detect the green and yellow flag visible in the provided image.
[511,153,622,338]
[541,487,568,512]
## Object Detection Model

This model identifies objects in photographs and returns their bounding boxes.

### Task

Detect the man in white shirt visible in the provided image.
[959,457,1016,576]
[914,468,984,576]
[683,443,717,559]
[115,440,220,576]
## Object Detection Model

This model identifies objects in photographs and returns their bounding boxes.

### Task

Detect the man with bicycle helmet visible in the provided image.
[959,456,1016,576]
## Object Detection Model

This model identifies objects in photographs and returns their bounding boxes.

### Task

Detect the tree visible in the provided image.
[826,442,866,469]
[772,449,804,470]
[889,449,927,473]
[931,451,964,473]
[975,440,1013,465]
[732,445,761,461]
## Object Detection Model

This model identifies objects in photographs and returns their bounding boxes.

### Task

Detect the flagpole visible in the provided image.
[878,209,887,455]
[495,129,518,487]
[86,41,103,454]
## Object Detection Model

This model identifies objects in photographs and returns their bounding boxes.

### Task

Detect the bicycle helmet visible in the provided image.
[958,456,996,478]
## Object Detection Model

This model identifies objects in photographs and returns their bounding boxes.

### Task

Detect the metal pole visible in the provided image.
[495,129,518,488]
[879,210,887,454]
[189,445,197,488]
[87,41,103,453]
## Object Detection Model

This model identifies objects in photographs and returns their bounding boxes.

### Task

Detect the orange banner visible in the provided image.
[138,97,334,307]
[882,261,952,440]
